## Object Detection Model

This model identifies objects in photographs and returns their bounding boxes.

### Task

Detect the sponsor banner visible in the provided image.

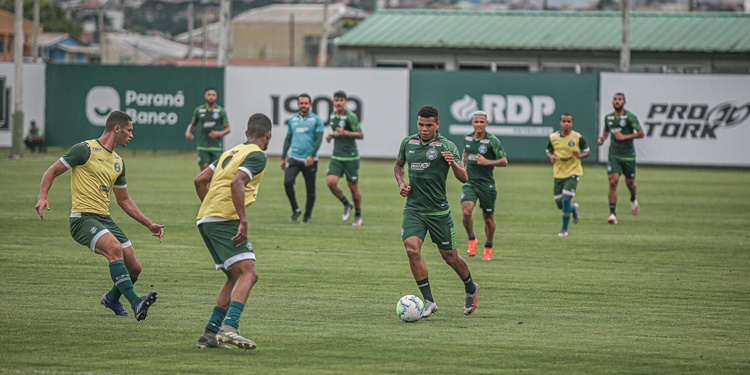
[0,63,45,147]
[409,71,599,161]
[224,67,409,159]
[600,73,750,166]
[46,65,223,149]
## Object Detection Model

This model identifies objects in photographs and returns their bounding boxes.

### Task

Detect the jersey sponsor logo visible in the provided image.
[295,127,309,133]
[90,226,97,234]
[429,141,442,147]
[99,184,110,193]
[408,139,420,145]
[426,148,438,160]
[468,154,478,161]
[465,136,473,141]
[410,162,430,170]
[199,108,207,113]
[203,121,216,128]
[92,147,102,152]
[644,102,750,139]
[480,139,490,143]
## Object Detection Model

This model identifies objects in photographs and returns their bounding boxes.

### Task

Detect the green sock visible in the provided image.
[108,260,139,307]
[561,196,572,230]
[108,274,137,302]
[206,306,228,334]
[224,301,245,329]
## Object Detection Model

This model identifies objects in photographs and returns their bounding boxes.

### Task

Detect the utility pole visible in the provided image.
[11,0,25,158]
[620,0,631,73]
[187,1,194,58]
[289,14,295,66]
[99,7,107,63]
[32,0,39,60]
[217,0,231,66]
[317,0,330,68]
[202,11,208,66]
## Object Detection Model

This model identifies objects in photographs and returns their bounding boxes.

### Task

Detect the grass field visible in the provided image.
[1,148,749,374]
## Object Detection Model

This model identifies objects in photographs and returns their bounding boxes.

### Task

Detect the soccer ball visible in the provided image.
[396,294,424,322]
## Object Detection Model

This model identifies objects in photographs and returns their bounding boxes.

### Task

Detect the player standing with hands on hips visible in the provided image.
[394,105,480,318]
[598,93,644,224]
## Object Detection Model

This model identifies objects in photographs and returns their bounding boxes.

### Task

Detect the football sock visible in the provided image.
[416,278,434,302]
[556,200,563,210]
[340,197,350,206]
[561,196,572,231]
[355,208,361,217]
[224,301,245,329]
[206,306,228,334]
[609,203,617,215]
[108,260,139,307]
[108,274,138,302]
[468,234,476,241]
[630,195,636,202]
[484,242,492,249]
[462,274,477,294]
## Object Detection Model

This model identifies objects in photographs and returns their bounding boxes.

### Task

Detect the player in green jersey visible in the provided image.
[394,105,480,318]
[597,93,644,224]
[35,111,164,321]
[193,113,272,350]
[546,113,590,237]
[325,91,364,226]
[186,88,231,171]
[461,110,508,261]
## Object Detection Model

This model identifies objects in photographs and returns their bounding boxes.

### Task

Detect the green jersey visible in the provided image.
[328,109,361,160]
[397,133,462,215]
[462,132,505,190]
[604,110,641,159]
[192,104,228,151]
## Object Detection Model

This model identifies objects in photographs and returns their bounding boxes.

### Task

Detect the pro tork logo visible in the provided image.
[86,86,120,126]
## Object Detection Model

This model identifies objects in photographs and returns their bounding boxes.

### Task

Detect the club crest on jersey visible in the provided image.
[568,140,575,147]
[619,119,626,126]
[212,112,220,120]
[478,144,488,154]
[114,162,121,172]
[339,120,346,127]
[426,148,438,160]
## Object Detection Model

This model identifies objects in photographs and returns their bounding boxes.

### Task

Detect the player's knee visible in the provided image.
[440,251,459,263]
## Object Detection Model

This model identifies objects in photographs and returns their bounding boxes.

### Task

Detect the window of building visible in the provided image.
[496,64,529,72]
[375,60,409,68]
[541,63,577,73]
[459,62,492,71]
[411,62,445,70]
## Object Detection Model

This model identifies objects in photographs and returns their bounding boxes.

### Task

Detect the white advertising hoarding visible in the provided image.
[0,63,46,148]
[225,67,409,159]
[599,73,750,167]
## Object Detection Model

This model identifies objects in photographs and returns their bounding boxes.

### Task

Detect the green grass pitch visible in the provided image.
[1,149,749,374]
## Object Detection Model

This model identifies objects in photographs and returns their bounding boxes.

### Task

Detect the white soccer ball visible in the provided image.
[396,294,424,322]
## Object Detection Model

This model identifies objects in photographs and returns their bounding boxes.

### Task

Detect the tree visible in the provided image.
[0,0,82,40]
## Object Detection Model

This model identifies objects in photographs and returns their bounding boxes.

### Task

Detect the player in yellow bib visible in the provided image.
[546,113,590,237]
[193,113,272,350]
[35,111,164,321]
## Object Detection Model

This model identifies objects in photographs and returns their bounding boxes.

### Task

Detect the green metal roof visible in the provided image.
[337,10,750,53]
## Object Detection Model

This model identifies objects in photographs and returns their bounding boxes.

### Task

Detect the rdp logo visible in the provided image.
[86,86,120,126]
[270,94,363,125]
[451,94,555,124]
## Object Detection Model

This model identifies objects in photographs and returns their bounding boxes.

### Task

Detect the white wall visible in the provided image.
[0,63,46,148]
[599,73,750,167]
[224,66,410,159]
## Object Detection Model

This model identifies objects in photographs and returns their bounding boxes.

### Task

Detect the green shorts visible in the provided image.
[460,184,497,215]
[326,158,360,184]
[607,157,637,179]
[198,150,223,166]
[69,213,130,252]
[554,176,580,199]
[401,211,457,251]
[198,220,255,270]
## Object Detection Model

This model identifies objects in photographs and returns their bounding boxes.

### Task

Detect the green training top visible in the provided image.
[462,132,505,190]
[603,110,641,159]
[328,109,361,160]
[192,104,228,151]
[397,133,462,215]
